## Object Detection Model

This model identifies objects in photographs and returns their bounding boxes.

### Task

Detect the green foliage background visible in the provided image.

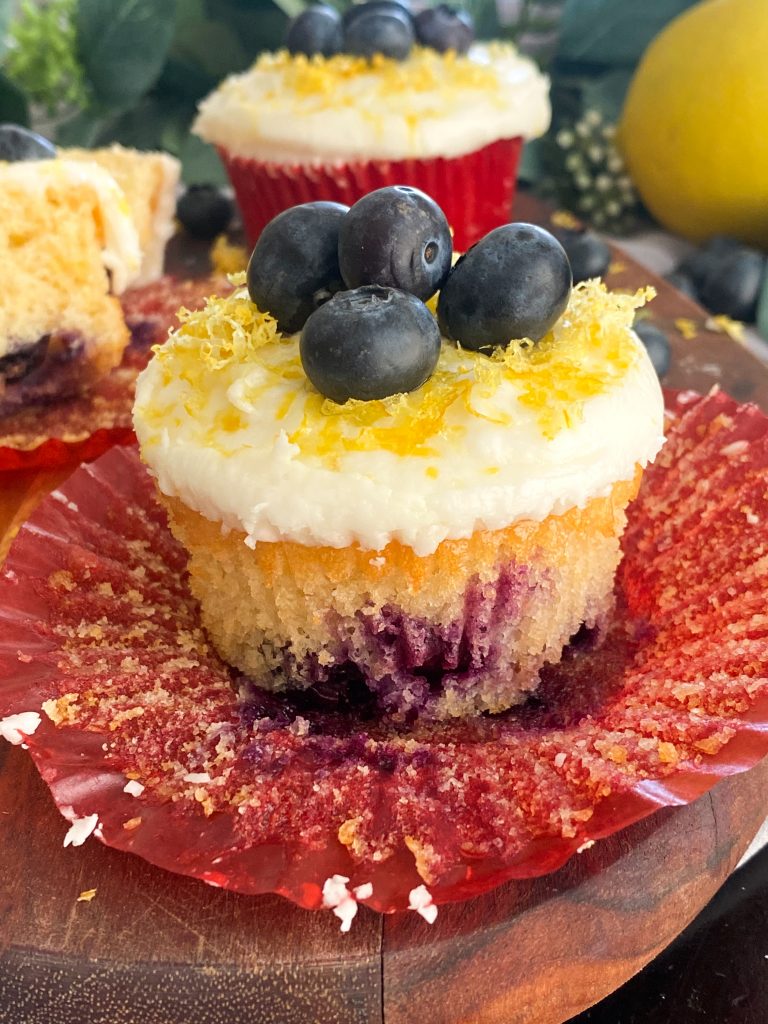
[0,0,700,186]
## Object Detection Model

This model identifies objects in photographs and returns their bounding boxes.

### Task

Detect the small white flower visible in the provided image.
[595,174,613,193]
[556,129,574,148]
[607,153,624,173]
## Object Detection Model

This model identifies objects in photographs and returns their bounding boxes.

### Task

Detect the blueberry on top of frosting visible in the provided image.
[284,0,474,61]
[338,185,452,301]
[343,3,415,60]
[300,285,441,402]
[247,200,349,333]
[414,5,474,54]
[286,3,344,57]
[437,223,573,350]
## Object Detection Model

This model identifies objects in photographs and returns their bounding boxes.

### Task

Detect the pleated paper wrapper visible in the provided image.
[1,388,767,915]
[220,137,523,252]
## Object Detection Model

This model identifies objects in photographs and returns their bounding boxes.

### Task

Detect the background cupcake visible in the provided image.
[193,3,550,250]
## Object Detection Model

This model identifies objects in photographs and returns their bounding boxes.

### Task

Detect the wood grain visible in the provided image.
[2,198,768,1024]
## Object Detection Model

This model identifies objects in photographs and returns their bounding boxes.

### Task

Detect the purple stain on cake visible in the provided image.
[238,562,583,721]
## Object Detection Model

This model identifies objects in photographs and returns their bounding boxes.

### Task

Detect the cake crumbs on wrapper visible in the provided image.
[0,711,41,745]
[408,885,438,924]
[63,813,99,848]
[577,839,596,854]
[123,779,145,797]
[321,875,373,932]
[77,888,97,903]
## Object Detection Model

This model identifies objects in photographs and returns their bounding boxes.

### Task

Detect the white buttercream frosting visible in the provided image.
[0,160,142,294]
[193,43,550,162]
[134,281,665,556]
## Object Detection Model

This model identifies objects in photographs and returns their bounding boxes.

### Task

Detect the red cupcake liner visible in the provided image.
[220,138,523,251]
[0,274,229,474]
[1,388,767,916]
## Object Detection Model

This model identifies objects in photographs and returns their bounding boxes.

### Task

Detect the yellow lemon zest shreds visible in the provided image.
[150,278,652,460]
[706,314,745,343]
[486,281,653,438]
[256,46,499,105]
[550,210,581,230]
[674,317,699,340]
[210,235,249,276]
[155,285,280,374]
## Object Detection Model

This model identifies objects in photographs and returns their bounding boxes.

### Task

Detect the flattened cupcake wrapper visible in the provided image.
[219,138,524,252]
[1,388,767,915]
[0,275,229,473]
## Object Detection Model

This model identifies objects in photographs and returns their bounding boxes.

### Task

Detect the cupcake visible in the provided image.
[192,2,550,251]
[133,189,665,720]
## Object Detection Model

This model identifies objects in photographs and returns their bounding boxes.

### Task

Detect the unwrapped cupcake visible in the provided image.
[193,1,550,250]
[133,187,665,720]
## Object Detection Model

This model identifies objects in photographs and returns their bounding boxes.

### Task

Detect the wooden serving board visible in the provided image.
[2,196,768,1024]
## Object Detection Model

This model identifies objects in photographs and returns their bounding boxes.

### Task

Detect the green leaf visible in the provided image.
[55,107,114,147]
[0,69,29,125]
[579,68,634,122]
[171,17,249,80]
[0,0,14,58]
[557,0,698,67]
[270,0,306,19]
[203,0,289,58]
[75,0,178,109]
[178,133,227,186]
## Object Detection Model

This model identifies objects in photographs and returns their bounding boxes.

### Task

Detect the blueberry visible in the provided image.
[343,1,413,29]
[414,5,474,54]
[437,223,572,350]
[300,286,441,402]
[343,4,415,60]
[338,186,452,301]
[247,201,349,333]
[177,185,234,240]
[286,4,343,57]
[0,124,55,162]
[555,228,611,284]
[697,245,766,323]
[678,236,742,289]
[664,269,699,302]
[634,320,671,378]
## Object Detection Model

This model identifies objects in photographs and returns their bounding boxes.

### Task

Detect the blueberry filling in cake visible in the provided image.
[134,187,665,720]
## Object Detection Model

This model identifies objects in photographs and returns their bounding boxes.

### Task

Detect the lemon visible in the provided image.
[619,0,768,247]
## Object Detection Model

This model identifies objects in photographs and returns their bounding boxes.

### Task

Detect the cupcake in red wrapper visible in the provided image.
[1,389,768,920]
[193,44,549,250]
[132,277,665,722]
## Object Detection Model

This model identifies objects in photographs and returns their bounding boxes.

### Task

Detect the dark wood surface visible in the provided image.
[2,197,768,1023]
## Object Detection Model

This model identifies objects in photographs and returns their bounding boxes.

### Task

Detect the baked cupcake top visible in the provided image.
[193,43,550,163]
[133,278,664,556]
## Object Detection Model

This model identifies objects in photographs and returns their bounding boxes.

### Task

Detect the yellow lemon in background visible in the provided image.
[619,0,768,247]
